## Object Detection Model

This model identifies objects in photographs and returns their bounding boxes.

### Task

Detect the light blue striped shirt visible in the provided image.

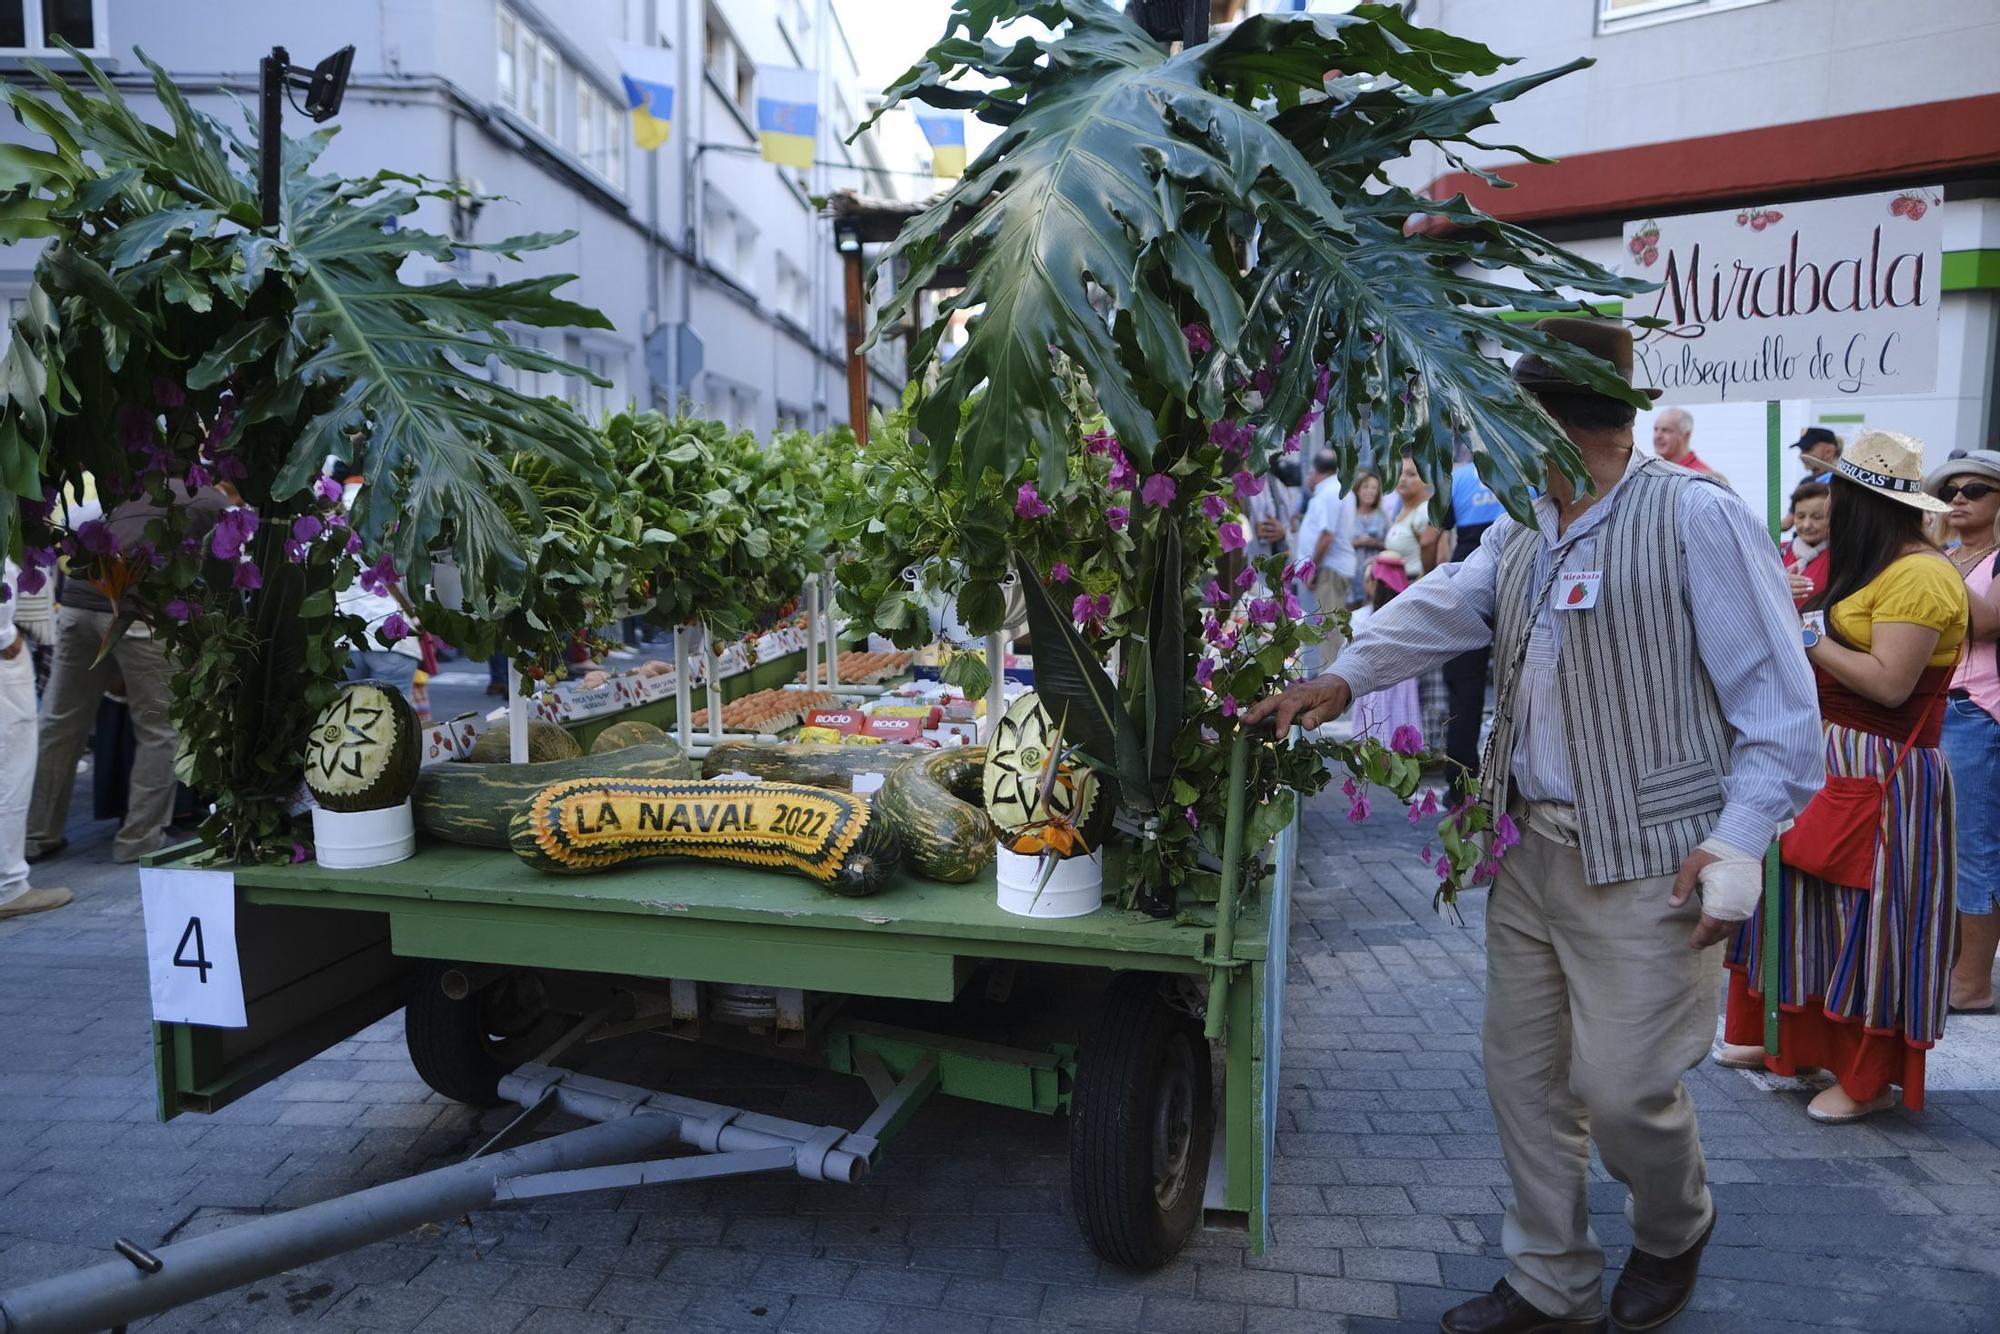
[1331,452,1822,855]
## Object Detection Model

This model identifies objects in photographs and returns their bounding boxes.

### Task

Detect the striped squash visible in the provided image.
[412,742,695,848]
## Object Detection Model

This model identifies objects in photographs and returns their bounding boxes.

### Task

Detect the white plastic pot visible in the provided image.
[995,846,1104,919]
[311,800,416,870]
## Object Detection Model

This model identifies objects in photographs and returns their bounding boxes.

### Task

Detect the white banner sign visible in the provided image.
[1621,188,1944,405]
[140,867,247,1028]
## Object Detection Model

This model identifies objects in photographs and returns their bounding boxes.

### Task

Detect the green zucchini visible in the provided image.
[413,741,695,848]
[465,720,582,764]
[875,747,995,883]
[510,777,901,896]
[699,742,932,785]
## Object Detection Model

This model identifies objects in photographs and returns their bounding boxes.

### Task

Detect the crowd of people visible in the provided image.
[1251,317,2000,1334]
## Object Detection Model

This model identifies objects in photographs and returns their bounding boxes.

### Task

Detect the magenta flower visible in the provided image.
[1183,323,1213,355]
[379,611,412,645]
[1203,616,1225,645]
[1283,588,1303,619]
[1083,430,1118,456]
[1286,559,1315,585]
[1185,804,1201,830]
[1105,504,1130,532]
[1219,522,1245,553]
[1232,470,1264,502]
[1314,363,1331,404]
[1200,494,1227,523]
[344,530,362,556]
[1014,483,1051,520]
[1419,789,1440,816]
[209,507,259,561]
[1235,567,1256,591]
[17,565,45,596]
[314,475,344,504]
[75,519,115,557]
[1283,430,1304,455]
[1253,366,1276,396]
[291,844,310,865]
[1420,844,1434,865]
[1107,453,1138,492]
[22,485,58,524]
[1221,694,1238,718]
[185,462,214,490]
[231,561,262,591]
[1072,593,1111,626]
[1494,814,1522,854]
[152,377,187,409]
[1203,579,1227,607]
[359,553,400,596]
[1408,802,1424,826]
[1217,628,1238,652]
[1050,561,1071,583]
[1248,598,1278,627]
[1195,657,1216,688]
[1390,724,1424,756]
[1347,793,1372,823]
[1437,858,1454,883]
[163,598,192,622]
[1209,420,1253,455]
[291,514,323,544]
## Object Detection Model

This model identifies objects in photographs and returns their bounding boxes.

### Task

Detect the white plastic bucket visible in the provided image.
[311,800,417,869]
[995,846,1104,919]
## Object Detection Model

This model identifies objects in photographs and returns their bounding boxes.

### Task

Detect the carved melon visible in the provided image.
[304,682,422,813]
[982,692,1113,857]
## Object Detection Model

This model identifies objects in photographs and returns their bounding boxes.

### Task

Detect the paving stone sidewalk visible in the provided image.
[3,783,1999,1332]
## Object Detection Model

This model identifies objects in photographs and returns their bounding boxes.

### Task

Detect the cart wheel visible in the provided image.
[1070,972,1215,1269]
[404,963,556,1106]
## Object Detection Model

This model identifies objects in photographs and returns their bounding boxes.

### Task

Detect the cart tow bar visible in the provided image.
[0,1058,938,1334]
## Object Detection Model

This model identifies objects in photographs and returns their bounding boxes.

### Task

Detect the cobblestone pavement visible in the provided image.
[3,777,1999,1333]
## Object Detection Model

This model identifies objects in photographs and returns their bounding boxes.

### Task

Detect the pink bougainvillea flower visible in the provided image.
[1419,844,1434,865]
[1248,597,1278,627]
[1283,430,1304,455]
[1014,483,1051,520]
[1437,858,1454,883]
[1232,470,1264,502]
[1203,579,1227,607]
[1200,494,1227,523]
[1283,588,1303,619]
[1419,789,1440,816]
[1285,559,1315,586]
[1347,793,1372,823]
[231,560,262,591]
[1107,453,1138,492]
[1140,473,1176,508]
[291,844,310,865]
[185,462,214,490]
[1071,593,1111,626]
[1083,429,1118,456]
[1314,363,1332,405]
[1217,628,1238,652]
[1185,804,1200,830]
[1342,776,1359,798]
[1104,504,1129,532]
[75,519,116,557]
[209,508,259,562]
[344,530,363,556]
[1219,522,1245,553]
[379,611,412,644]
[18,564,46,598]
[163,598,192,623]
[1235,566,1257,591]
[1183,323,1213,355]
[359,553,400,596]
[1209,419,1253,455]
[314,475,344,504]
[1202,615,1224,645]
[1195,657,1216,688]
[291,514,324,545]
[1494,814,1522,854]
[1408,801,1424,826]
[1221,695,1239,718]
[1390,723,1424,755]
[1049,561,1071,583]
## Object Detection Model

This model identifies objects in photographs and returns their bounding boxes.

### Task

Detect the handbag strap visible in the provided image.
[1879,645,1961,781]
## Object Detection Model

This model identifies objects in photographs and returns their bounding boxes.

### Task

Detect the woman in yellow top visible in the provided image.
[1722,431,1966,1124]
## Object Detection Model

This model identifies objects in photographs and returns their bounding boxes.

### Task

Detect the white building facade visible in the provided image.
[0,0,926,434]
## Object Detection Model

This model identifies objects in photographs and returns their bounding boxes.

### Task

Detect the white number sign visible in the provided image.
[140,867,247,1028]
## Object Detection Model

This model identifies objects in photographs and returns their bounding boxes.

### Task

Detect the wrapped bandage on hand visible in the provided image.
[1694,838,1763,921]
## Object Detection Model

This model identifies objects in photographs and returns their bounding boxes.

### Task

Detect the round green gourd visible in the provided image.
[465,720,582,764]
[590,720,669,754]
[875,747,995,883]
[304,681,422,813]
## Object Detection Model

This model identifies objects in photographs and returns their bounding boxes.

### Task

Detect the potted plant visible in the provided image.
[859,1,1648,909]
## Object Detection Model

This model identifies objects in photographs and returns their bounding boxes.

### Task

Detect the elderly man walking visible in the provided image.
[1251,320,1821,1334]
[1650,406,1724,481]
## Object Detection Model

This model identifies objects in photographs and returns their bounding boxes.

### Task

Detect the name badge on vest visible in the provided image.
[1554,570,1601,611]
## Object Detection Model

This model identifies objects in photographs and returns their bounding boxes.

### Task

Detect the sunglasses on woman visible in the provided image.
[1940,482,1999,502]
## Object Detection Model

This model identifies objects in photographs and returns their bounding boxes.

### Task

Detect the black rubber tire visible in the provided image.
[1069,971,1215,1269]
[404,962,547,1107]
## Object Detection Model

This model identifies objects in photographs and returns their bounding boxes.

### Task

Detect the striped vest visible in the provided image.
[1484,459,1735,884]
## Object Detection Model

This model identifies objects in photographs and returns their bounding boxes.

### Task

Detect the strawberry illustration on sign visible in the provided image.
[1629,219,1663,267]
[1566,583,1588,606]
[1890,190,1934,220]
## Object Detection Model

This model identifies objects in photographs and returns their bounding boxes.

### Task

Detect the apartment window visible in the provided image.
[495,327,552,399]
[498,4,559,139]
[576,81,625,189]
[0,0,103,53]
[565,343,621,421]
[704,190,758,290]
[704,374,759,430]
[0,294,25,357]
[776,402,807,433]
[1598,0,1772,32]
[774,255,810,329]
[781,0,811,42]
[704,6,757,120]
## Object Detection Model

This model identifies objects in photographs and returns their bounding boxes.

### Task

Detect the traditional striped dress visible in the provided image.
[1725,554,1966,1109]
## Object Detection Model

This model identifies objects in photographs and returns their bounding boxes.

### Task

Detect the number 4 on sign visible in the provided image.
[140,867,247,1027]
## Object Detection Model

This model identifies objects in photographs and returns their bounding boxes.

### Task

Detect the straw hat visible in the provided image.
[1833,430,1947,513]
[1923,448,2000,497]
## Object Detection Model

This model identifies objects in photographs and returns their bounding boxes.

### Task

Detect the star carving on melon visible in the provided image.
[306,690,394,790]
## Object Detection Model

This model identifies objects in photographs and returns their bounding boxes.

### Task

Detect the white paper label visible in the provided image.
[140,867,247,1028]
[851,772,887,796]
[1554,570,1601,611]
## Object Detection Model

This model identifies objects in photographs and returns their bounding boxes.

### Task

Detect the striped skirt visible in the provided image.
[1726,722,1958,1093]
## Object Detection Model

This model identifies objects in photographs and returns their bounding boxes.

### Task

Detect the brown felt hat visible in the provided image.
[1510,317,1663,401]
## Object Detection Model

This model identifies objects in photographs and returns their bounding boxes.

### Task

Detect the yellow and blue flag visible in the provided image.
[757,65,819,169]
[613,43,675,150]
[917,112,966,178]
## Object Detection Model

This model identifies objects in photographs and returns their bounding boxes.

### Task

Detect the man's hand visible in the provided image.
[1244,675,1352,735]
[1256,517,1288,545]
[1670,847,1736,949]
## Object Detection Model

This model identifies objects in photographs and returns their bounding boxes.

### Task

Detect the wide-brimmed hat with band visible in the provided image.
[1509,317,1664,401]
[1922,448,2000,497]
[1833,430,1947,513]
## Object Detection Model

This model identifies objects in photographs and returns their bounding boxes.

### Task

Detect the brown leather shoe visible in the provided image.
[1441,1281,1607,1334]
[1611,1210,1717,1330]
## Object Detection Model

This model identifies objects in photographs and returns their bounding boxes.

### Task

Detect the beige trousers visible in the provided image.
[1482,806,1719,1319]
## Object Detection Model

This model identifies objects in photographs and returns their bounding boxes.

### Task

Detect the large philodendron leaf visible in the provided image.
[867,2,1365,489]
